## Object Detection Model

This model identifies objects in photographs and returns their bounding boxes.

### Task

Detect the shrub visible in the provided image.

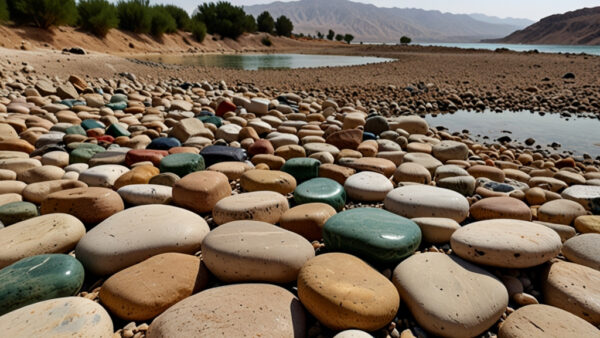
[163,4,189,31]
[256,11,274,33]
[117,0,151,33]
[243,14,256,33]
[335,33,343,41]
[9,0,78,28]
[77,0,118,37]
[189,20,206,42]
[0,0,8,22]
[274,15,292,37]
[400,36,412,44]
[343,33,354,44]
[194,1,248,39]
[261,35,272,46]
[316,31,324,39]
[327,29,334,40]
[150,6,176,37]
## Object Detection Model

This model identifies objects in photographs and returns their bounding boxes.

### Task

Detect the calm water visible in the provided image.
[141,53,394,70]
[416,42,600,55]
[425,110,600,156]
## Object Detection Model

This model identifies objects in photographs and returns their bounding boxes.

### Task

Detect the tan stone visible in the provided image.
[172,171,231,213]
[240,169,297,194]
[280,203,337,241]
[22,179,87,204]
[412,217,460,244]
[113,165,159,190]
[40,187,124,225]
[207,161,253,180]
[575,215,600,234]
[538,199,587,225]
[470,196,532,221]
[212,191,289,225]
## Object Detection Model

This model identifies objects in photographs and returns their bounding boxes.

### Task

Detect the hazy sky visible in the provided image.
[153,0,599,21]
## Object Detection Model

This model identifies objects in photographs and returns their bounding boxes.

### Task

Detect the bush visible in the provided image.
[316,31,324,39]
[335,33,343,41]
[243,14,256,33]
[343,33,354,44]
[163,4,189,31]
[189,20,206,42]
[400,36,412,44]
[150,6,176,37]
[0,0,8,22]
[257,11,274,33]
[275,15,292,37]
[77,0,118,37]
[117,0,151,33]
[261,35,272,46]
[327,29,334,40]
[9,0,78,28]
[194,1,248,39]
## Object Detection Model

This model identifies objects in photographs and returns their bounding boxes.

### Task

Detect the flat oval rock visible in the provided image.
[412,217,461,244]
[117,184,172,205]
[297,253,399,331]
[344,171,394,202]
[212,191,289,225]
[562,233,600,271]
[323,208,421,264]
[0,297,113,337]
[561,185,600,213]
[451,219,561,268]
[294,177,346,211]
[41,187,124,226]
[202,221,314,283]
[75,204,210,275]
[392,252,508,337]
[280,203,337,241]
[384,185,469,222]
[469,196,532,221]
[79,164,130,188]
[538,199,587,225]
[0,254,84,315]
[147,283,306,337]
[240,169,297,194]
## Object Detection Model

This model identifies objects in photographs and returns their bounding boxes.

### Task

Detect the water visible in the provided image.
[140,53,394,70]
[424,110,600,157]
[416,42,600,56]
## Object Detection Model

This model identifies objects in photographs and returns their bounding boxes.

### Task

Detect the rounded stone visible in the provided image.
[0,297,113,337]
[561,185,600,212]
[99,253,208,321]
[323,208,421,264]
[437,175,476,196]
[0,214,85,269]
[542,261,600,325]
[470,196,532,221]
[17,165,65,184]
[403,152,442,176]
[22,179,87,204]
[392,252,508,337]
[575,215,600,234]
[384,185,470,222]
[468,165,506,182]
[148,172,179,187]
[0,254,84,315]
[0,202,39,226]
[294,177,346,211]
[147,284,306,337]
[498,304,600,338]
[207,161,253,180]
[344,171,394,202]
[451,219,562,268]
[538,199,587,225]
[340,157,396,177]
[79,164,130,188]
[117,184,172,205]
[297,253,399,331]
[431,140,469,162]
[412,217,461,244]
[202,221,314,283]
[280,203,336,241]
[172,171,231,213]
[334,330,374,338]
[75,205,210,275]
[240,169,297,194]
[113,165,159,190]
[40,187,124,226]
[159,153,205,178]
[562,234,600,271]
[393,162,431,184]
[212,191,289,225]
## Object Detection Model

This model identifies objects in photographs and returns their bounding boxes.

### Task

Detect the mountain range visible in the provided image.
[244,0,533,43]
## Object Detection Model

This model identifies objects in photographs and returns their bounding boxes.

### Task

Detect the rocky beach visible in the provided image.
[0,31,599,338]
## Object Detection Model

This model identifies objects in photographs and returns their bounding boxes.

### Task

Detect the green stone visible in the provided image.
[0,254,84,315]
[281,158,320,183]
[106,123,131,138]
[323,208,422,265]
[159,153,205,178]
[106,101,127,111]
[110,94,128,103]
[69,144,106,164]
[0,202,39,226]
[198,115,222,128]
[80,119,104,130]
[64,125,87,136]
[293,177,346,211]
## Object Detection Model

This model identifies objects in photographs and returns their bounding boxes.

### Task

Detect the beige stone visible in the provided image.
[212,191,289,225]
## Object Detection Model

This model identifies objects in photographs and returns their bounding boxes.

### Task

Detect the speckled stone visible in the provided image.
[117,184,172,205]
[562,234,600,271]
[344,171,394,202]
[412,217,461,244]
[385,185,470,222]
[159,153,205,178]
[575,215,600,234]
[172,171,231,213]
[212,191,289,225]
[147,284,306,337]
[0,254,84,315]
[280,203,337,241]
[469,196,532,221]
[294,177,346,211]
[240,169,297,194]
[561,185,600,213]
[323,208,421,265]
[0,201,39,226]
[538,199,587,225]
[40,187,124,226]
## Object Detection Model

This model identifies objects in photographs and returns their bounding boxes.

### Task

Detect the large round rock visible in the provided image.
[392,252,508,337]
[75,205,210,275]
[384,185,469,222]
[323,208,421,265]
[202,221,314,283]
[147,283,306,337]
[451,219,561,268]
[297,253,399,331]
[40,187,124,226]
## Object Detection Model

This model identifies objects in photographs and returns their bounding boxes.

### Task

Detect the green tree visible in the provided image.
[163,5,190,31]
[327,29,334,40]
[256,11,274,33]
[400,35,412,44]
[150,6,177,37]
[335,33,343,41]
[77,0,119,37]
[194,1,248,39]
[0,0,8,22]
[10,0,78,28]
[243,14,256,33]
[343,33,354,44]
[189,20,206,42]
[117,0,151,33]
[316,31,324,39]
[274,15,293,37]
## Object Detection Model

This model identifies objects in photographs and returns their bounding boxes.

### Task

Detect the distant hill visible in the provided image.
[494,7,600,45]
[468,14,534,29]
[244,0,524,43]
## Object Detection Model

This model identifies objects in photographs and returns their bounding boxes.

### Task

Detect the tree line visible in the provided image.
[0,0,294,43]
